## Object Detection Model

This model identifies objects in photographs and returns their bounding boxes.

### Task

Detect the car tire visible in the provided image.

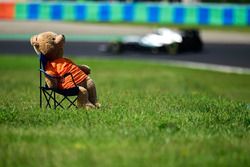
[166,43,179,55]
[109,42,122,54]
[151,48,159,54]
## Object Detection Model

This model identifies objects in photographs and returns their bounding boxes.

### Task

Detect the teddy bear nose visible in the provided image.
[61,34,65,42]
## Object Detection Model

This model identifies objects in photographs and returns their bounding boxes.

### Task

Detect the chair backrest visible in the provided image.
[37,53,47,108]
[38,53,55,90]
[39,53,47,70]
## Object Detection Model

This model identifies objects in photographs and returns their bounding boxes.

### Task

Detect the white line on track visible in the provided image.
[164,60,250,75]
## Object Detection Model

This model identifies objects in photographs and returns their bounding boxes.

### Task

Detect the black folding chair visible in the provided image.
[39,53,80,109]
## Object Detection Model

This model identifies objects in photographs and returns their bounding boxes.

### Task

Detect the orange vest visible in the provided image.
[45,58,87,89]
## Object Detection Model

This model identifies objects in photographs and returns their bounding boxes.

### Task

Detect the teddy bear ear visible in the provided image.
[30,35,39,47]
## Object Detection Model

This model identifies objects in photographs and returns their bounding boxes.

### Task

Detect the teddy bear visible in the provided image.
[30,31,100,109]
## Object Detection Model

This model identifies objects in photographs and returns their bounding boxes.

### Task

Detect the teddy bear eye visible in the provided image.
[52,38,55,40]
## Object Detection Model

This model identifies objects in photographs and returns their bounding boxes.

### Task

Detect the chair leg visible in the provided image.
[54,91,56,110]
[40,88,42,108]
[55,97,66,109]
[66,96,78,109]
[55,96,77,109]
[43,90,63,109]
[49,91,64,109]
[42,89,52,108]
[41,89,78,110]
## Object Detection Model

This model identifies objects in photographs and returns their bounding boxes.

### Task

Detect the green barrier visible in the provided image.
[110,3,123,22]
[1,2,249,26]
[86,2,98,22]
[15,3,27,20]
[134,3,147,23]
[210,6,223,25]
[63,3,75,21]
[159,5,173,24]
[185,6,198,25]
[234,7,247,26]
[39,3,50,20]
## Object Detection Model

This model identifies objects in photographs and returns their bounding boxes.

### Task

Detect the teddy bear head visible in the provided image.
[30,31,65,61]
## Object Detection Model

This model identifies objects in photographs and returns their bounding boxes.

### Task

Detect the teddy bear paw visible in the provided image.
[84,103,96,110]
[94,102,101,108]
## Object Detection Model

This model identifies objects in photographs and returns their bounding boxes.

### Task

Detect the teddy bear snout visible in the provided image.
[60,34,65,41]
[54,34,65,45]
[59,34,65,40]
[62,34,65,42]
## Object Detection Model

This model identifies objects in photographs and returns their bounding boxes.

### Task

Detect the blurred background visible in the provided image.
[0,0,250,70]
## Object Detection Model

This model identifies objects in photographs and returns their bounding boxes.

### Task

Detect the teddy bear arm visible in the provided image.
[78,65,91,75]
[45,77,58,88]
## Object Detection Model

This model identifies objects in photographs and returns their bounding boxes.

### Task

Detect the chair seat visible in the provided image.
[41,86,79,96]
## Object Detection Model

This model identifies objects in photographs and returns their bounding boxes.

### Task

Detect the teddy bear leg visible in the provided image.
[85,77,101,108]
[77,86,95,110]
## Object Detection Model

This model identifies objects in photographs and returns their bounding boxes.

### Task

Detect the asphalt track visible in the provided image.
[0,21,250,70]
[0,40,249,69]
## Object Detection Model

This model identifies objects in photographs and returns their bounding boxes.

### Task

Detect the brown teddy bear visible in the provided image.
[30,31,100,109]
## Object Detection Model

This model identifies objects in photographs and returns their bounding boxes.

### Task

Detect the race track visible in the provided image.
[0,40,249,68]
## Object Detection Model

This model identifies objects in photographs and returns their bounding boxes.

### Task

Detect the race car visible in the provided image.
[101,28,203,55]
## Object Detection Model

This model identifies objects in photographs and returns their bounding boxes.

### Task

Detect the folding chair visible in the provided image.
[38,53,80,109]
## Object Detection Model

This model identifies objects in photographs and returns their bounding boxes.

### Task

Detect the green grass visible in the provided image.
[0,55,250,167]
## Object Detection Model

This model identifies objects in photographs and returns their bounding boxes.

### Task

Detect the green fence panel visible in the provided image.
[39,3,51,20]
[234,7,247,26]
[110,3,123,22]
[63,3,75,21]
[134,3,147,23]
[15,3,27,20]
[159,5,173,24]
[185,6,198,25]
[85,2,99,22]
[210,6,223,25]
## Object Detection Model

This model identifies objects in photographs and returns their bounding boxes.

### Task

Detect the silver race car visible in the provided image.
[102,28,203,55]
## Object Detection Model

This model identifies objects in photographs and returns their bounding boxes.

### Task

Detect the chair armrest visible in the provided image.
[62,73,78,87]
[40,69,78,87]
[40,69,60,79]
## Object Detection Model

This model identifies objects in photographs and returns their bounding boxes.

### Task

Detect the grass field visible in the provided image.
[0,55,250,167]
